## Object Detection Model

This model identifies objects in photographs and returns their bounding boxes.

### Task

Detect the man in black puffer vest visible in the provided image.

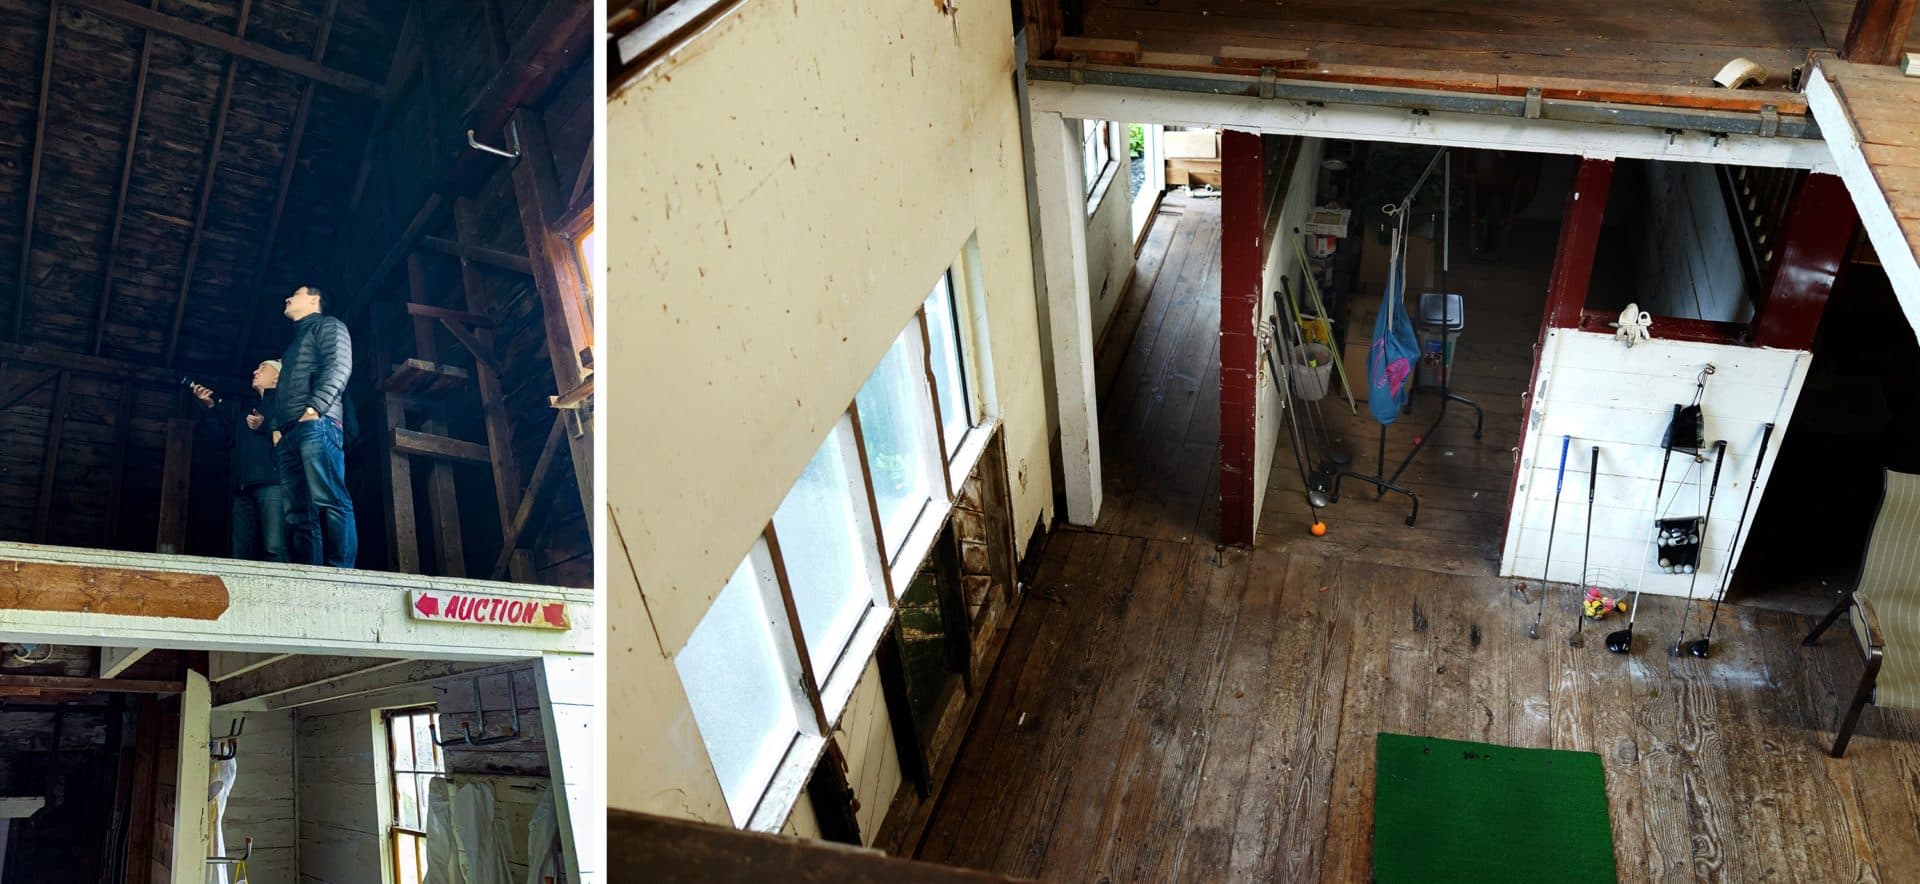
[275,285,358,568]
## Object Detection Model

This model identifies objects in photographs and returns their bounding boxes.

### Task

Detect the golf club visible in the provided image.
[1279,278,1348,467]
[1672,440,1729,657]
[1264,316,1331,521]
[1529,435,1572,640]
[1688,424,1773,658]
[1573,445,1598,648]
[1270,305,1333,480]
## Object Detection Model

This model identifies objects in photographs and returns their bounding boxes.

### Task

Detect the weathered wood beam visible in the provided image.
[344,195,445,322]
[90,0,160,357]
[567,136,594,217]
[246,658,503,711]
[156,417,195,554]
[343,2,421,222]
[460,0,593,191]
[102,380,136,547]
[394,427,490,464]
[164,0,254,370]
[31,371,70,543]
[0,674,184,695]
[0,367,60,411]
[210,652,291,682]
[0,557,229,620]
[438,317,500,376]
[231,0,339,372]
[418,237,534,275]
[99,647,155,679]
[405,302,493,327]
[1542,158,1616,332]
[0,341,240,389]
[1752,173,1857,350]
[1842,0,1920,65]
[13,0,60,345]
[210,655,412,707]
[454,198,530,580]
[62,0,383,97]
[373,314,421,574]
[492,414,567,579]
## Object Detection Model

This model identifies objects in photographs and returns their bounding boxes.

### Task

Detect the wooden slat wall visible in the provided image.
[211,709,298,883]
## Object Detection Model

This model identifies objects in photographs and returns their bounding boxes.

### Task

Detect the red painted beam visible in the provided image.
[1751,172,1856,351]
[1540,158,1614,335]
[1219,129,1264,547]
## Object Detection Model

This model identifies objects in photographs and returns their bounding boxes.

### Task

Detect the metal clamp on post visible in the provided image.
[208,717,244,760]
[1259,66,1278,100]
[467,123,521,160]
[1759,105,1779,138]
[1524,87,1543,120]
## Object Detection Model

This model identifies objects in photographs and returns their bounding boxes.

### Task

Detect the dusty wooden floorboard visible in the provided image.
[915,197,1920,882]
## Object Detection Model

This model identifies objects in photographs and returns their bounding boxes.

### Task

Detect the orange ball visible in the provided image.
[1310,521,1328,537]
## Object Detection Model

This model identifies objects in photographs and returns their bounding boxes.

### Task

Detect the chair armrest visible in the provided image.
[1856,593,1887,652]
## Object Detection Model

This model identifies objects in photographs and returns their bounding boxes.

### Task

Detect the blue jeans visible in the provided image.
[277,418,358,568]
[232,484,289,563]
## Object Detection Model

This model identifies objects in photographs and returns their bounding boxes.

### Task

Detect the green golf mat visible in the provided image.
[1373,732,1617,883]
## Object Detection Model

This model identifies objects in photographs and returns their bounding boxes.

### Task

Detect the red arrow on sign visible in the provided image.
[541,603,567,628]
[415,594,440,617]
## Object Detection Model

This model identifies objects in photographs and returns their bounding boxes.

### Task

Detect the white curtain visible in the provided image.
[524,787,561,884]
[205,754,239,884]
[426,778,513,884]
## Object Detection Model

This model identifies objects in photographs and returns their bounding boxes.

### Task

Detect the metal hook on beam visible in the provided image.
[467,123,521,160]
[209,717,244,760]
[429,672,522,747]
[207,837,252,866]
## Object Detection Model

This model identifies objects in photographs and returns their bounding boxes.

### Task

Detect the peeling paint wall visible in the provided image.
[610,0,1051,832]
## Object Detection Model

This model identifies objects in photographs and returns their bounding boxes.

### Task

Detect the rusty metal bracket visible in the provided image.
[466,122,521,160]
[1524,87,1543,119]
[1759,105,1780,138]
[1068,55,1087,86]
[1259,66,1279,99]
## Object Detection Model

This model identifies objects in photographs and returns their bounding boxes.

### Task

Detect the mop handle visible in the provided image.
[1555,435,1570,494]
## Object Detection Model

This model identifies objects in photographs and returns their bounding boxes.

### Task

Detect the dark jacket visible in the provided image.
[275,313,352,430]
[204,390,280,491]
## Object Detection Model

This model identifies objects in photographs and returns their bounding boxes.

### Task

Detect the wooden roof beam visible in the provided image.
[90,0,161,357]
[63,0,384,98]
[12,1,59,345]
[164,0,254,369]
[1842,0,1920,65]
[231,0,340,372]
[0,341,242,389]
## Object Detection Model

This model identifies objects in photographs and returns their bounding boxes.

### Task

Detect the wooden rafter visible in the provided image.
[12,0,60,344]
[165,0,255,369]
[231,0,340,372]
[417,237,534,275]
[0,367,61,412]
[32,372,71,543]
[90,0,163,356]
[0,341,241,389]
[62,0,383,98]
[344,2,422,217]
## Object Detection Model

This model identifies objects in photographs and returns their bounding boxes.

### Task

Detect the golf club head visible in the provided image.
[1528,621,1539,640]
[1327,446,1352,466]
[1605,627,1633,654]
[1306,489,1332,509]
[1686,638,1711,659]
[1568,631,1585,648]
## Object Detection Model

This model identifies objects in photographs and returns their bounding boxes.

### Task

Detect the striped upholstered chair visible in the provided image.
[1803,469,1920,757]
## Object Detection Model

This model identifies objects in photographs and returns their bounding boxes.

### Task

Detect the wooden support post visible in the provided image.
[12,0,58,344]
[32,371,70,543]
[1843,0,1920,65]
[509,107,596,521]
[104,380,137,547]
[1541,158,1616,333]
[1752,173,1857,350]
[535,654,596,884]
[1219,129,1264,548]
[492,415,568,580]
[125,694,160,881]
[406,254,466,577]
[169,670,211,882]
[165,0,254,369]
[453,198,532,581]
[1029,111,1103,525]
[156,417,194,555]
[375,313,421,574]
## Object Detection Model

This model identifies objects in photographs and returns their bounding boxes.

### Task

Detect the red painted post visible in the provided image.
[1540,158,1615,334]
[1752,173,1857,350]
[1219,129,1264,547]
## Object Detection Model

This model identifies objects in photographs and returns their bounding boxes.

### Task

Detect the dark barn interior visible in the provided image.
[0,0,593,587]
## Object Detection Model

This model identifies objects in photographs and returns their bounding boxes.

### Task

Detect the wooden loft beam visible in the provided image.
[393,427,490,464]
[417,236,534,276]
[230,0,339,372]
[0,674,184,695]
[1843,0,1920,65]
[62,0,384,98]
[31,371,70,543]
[0,341,242,389]
[0,541,594,658]
[0,366,60,411]
[210,655,411,707]
[13,0,59,344]
[460,0,592,184]
[164,0,254,370]
[90,0,161,357]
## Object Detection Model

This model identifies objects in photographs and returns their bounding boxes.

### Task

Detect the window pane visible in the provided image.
[395,769,420,830]
[415,773,435,829]
[676,548,806,826]
[390,715,416,773]
[923,276,970,455]
[397,833,421,884]
[411,714,436,770]
[772,421,881,685]
[855,326,941,557]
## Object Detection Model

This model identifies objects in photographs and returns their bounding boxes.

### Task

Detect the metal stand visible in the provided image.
[1383,153,1482,491]
[1334,423,1421,525]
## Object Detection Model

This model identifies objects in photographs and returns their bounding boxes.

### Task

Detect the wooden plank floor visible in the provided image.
[914,197,1920,881]
[1825,59,1920,288]
[1081,0,1919,96]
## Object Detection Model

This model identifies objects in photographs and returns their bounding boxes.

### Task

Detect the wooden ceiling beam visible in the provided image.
[0,341,242,389]
[90,0,162,357]
[232,0,340,372]
[0,366,61,412]
[164,0,254,370]
[12,0,60,345]
[62,0,384,98]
